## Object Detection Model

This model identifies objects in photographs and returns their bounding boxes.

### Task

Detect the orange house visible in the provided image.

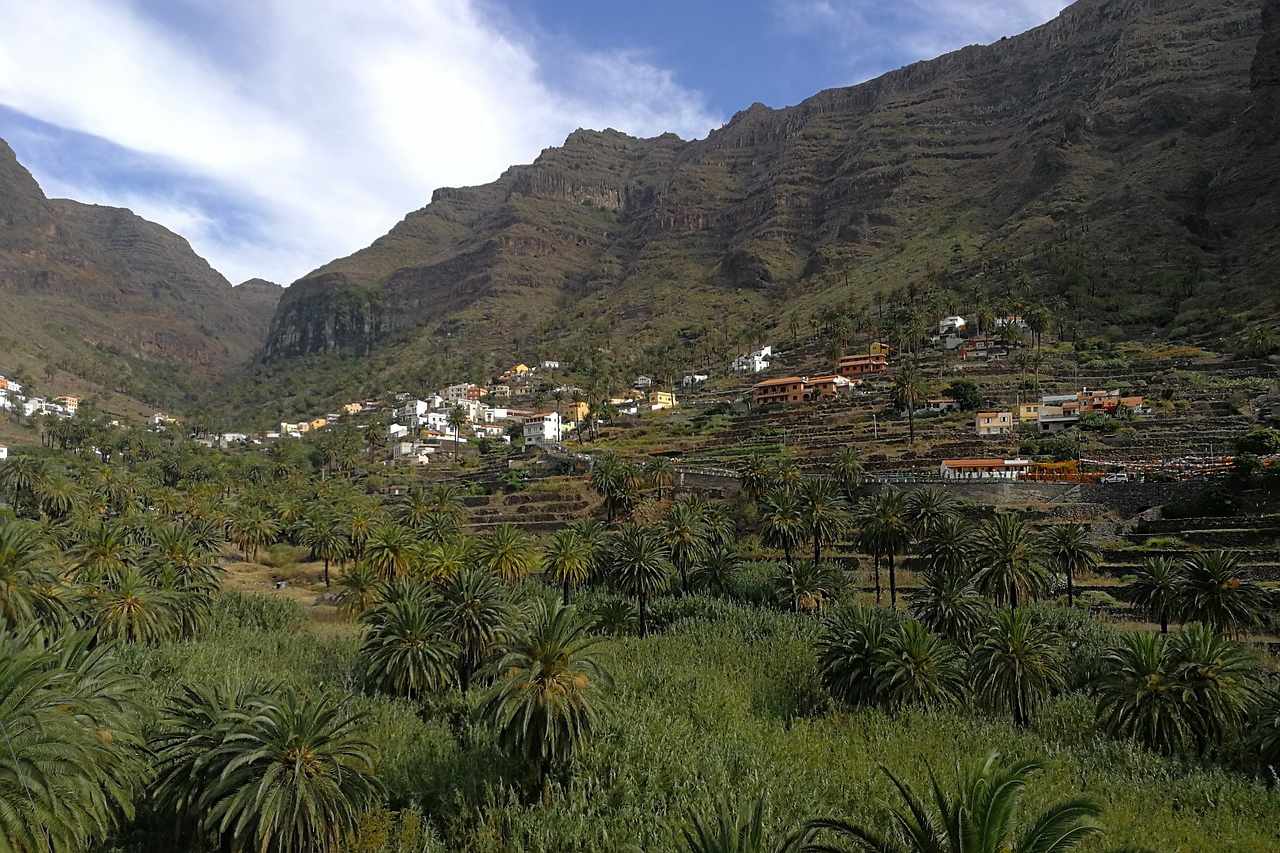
[753,377,807,407]
[836,354,887,378]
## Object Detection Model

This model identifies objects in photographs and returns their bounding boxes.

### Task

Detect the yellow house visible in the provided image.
[342,402,362,416]
[296,421,311,434]
[648,390,677,410]
[976,411,1014,436]
[869,341,893,357]
[1018,402,1041,422]
[557,400,590,422]
[309,417,328,431]
[512,363,530,376]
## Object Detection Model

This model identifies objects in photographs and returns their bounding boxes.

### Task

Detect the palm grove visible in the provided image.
[0,429,1278,852]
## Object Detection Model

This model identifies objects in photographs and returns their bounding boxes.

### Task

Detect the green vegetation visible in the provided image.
[0,430,1278,853]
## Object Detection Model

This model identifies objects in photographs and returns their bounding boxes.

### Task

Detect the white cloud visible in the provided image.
[776,0,1071,80]
[0,0,721,285]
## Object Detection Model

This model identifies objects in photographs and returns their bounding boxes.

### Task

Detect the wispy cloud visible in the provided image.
[774,0,1070,82]
[0,0,721,285]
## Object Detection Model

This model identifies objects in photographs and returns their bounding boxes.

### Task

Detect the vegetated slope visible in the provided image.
[263,0,1278,379]
[0,139,282,411]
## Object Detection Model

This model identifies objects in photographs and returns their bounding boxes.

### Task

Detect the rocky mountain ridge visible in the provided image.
[264,0,1278,368]
[0,140,282,409]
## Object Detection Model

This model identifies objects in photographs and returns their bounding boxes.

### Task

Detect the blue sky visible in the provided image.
[0,0,1068,285]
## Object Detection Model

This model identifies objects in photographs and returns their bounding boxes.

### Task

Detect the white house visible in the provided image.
[682,373,709,387]
[0,394,12,413]
[219,433,248,448]
[540,359,561,370]
[397,399,430,424]
[522,412,562,448]
[938,316,967,336]
[388,423,409,439]
[940,458,1031,480]
[634,375,653,389]
[22,398,46,418]
[480,406,508,423]
[732,346,772,374]
[0,445,7,461]
[392,441,433,465]
[441,383,477,402]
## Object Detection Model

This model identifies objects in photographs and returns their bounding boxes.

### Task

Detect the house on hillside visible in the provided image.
[924,397,960,413]
[753,377,807,407]
[868,341,893,357]
[489,384,511,399]
[959,336,1009,361]
[634,375,653,389]
[557,400,590,422]
[523,412,562,448]
[732,345,772,374]
[940,458,1031,480]
[835,354,887,379]
[0,445,7,460]
[309,417,328,431]
[1018,403,1041,422]
[53,396,79,414]
[540,359,561,370]
[648,390,677,411]
[938,316,967,336]
[804,375,854,402]
[342,402,362,416]
[976,410,1014,436]
[682,373,709,387]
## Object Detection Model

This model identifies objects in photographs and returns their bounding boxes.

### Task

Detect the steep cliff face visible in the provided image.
[265,0,1273,364]
[0,141,282,406]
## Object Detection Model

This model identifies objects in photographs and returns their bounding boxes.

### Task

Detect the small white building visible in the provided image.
[480,406,508,423]
[634,375,653,389]
[940,458,1031,480]
[219,433,248,448]
[522,412,562,448]
[540,359,561,370]
[732,346,773,374]
[682,373,709,387]
[938,316,967,336]
[0,445,8,461]
[392,441,434,465]
[388,423,409,439]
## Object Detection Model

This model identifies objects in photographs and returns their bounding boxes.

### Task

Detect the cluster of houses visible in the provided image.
[0,375,81,421]
[975,388,1148,436]
[750,345,891,408]
[934,314,1029,360]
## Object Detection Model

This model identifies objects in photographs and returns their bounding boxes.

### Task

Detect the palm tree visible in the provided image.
[418,536,472,584]
[479,600,609,788]
[33,472,82,519]
[816,605,898,707]
[773,559,842,614]
[916,515,975,581]
[298,510,351,588]
[740,453,777,504]
[337,561,381,618]
[760,487,805,567]
[90,568,182,644]
[569,517,611,581]
[1178,551,1270,636]
[476,523,539,584]
[151,687,383,852]
[364,522,417,580]
[0,632,145,852]
[69,520,135,583]
[892,358,929,445]
[799,478,847,565]
[436,565,513,691]
[973,514,1047,612]
[418,510,461,547]
[395,487,436,530]
[0,454,46,515]
[908,570,988,642]
[590,454,639,523]
[544,528,594,604]
[903,488,957,541]
[832,447,865,502]
[359,597,458,698]
[874,619,967,711]
[804,752,1102,853]
[679,797,810,853]
[225,505,280,562]
[662,498,709,594]
[611,523,672,637]
[692,545,742,596]
[0,521,67,627]
[647,456,677,501]
[1128,556,1181,633]
[1095,625,1257,756]
[447,404,468,459]
[1247,680,1280,775]
[970,608,1065,726]
[1039,523,1099,608]
[864,490,911,608]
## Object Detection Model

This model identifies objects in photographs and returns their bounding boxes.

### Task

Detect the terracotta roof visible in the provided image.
[942,458,1030,468]
[754,377,804,388]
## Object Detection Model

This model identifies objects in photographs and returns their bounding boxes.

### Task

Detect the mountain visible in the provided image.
[0,140,282,412]
[262,0,1278,383]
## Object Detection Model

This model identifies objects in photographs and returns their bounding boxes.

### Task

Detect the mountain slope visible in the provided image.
[0,140,282,412]
[262,0,1277,382]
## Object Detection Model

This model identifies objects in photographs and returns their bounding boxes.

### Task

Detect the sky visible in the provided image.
[0,0,1069,286]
